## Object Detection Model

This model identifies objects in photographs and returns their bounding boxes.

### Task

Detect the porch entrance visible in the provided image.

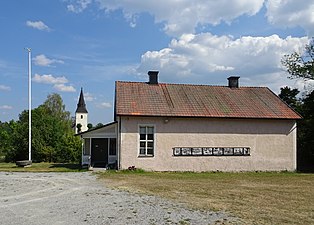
[80,122,117,168]
[91,138,108,168]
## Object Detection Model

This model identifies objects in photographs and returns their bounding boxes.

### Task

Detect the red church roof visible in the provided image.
[115,81,301,120]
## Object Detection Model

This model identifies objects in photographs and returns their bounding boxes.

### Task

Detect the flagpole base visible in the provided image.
[16,160,32,167]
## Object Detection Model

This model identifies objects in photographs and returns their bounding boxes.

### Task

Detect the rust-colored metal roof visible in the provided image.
[115,81,301,119]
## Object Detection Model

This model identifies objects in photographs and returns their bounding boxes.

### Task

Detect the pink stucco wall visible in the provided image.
[118,116,297,171]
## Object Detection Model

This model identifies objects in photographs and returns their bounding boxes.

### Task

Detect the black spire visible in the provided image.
[76,88,88,113]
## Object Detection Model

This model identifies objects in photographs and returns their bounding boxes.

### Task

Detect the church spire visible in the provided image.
[76,88,88,113]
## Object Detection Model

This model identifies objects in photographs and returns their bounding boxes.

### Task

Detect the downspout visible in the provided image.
[114,81,122,170]
[89,138,91,167]
[117,116,122,170]
[80,135,83,166]
[293,121,297,171]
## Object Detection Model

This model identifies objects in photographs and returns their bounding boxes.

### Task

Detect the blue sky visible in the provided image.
[1,0,314,125]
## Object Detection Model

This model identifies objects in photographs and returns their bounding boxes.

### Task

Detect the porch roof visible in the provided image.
[75,121,117,137]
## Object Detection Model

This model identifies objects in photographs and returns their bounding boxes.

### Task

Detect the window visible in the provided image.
[84,138,91,155]
[139,126,154,156]
[81,115,83,119]
[109,138,116,155]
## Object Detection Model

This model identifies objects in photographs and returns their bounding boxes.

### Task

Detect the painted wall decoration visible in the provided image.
[173,147,250,156]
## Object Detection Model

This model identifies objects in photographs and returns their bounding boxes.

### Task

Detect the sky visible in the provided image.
[1,0,314,125]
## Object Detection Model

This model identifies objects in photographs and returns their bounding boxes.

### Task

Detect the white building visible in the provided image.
[78,71,301,171]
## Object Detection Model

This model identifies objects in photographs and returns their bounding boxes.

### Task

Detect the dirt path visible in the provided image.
[0,172,234,225]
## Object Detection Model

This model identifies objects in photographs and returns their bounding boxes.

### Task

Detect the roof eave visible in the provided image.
[116,113,301,120]
[74,121,117,136]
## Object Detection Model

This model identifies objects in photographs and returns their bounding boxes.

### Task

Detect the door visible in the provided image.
[91,138,108,168]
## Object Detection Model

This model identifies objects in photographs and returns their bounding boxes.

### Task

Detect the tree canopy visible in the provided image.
[0,93,81,163]
[281,38,314,80]
[278,86,300,110]
[281,38,314,171]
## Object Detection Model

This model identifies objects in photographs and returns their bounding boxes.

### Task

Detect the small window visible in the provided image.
[139,126,154,156]
[81,115,83,119]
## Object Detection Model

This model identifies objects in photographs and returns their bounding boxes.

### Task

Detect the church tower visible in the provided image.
[75,88,88,134]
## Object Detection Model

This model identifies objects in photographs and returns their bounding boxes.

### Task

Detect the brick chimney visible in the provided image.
[148,71,159,84]
[228,76,240,88]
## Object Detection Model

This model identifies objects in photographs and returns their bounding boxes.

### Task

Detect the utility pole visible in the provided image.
[25,47,32,162]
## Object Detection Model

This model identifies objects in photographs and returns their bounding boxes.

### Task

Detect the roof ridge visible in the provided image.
[116,80,268,89]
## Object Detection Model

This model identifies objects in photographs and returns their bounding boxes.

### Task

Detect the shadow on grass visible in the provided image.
[49,163,85,171]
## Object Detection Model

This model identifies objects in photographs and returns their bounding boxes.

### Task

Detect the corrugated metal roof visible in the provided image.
[115,81,301,119]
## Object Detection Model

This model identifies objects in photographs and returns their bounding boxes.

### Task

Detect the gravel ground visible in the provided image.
[0,172,236,225]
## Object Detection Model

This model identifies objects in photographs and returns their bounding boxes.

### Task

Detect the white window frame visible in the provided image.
[138,124,155,157]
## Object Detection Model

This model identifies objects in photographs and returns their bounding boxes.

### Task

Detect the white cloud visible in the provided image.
[84,92,95,101]
[68,0,264,36]
[0,105,13,110]
[75,92,94,103]
[97,102,112,108]
[53,84,76,92]
[33,74,76,92]
[137,33,309,92]
[33,54,64,67]
[67,1,314,36]
[67,0,92,13]
[26,20,51,31]
[0,85,11,91]
[266,0,314,35]
[33,74,68,84]
[293,79,314,95]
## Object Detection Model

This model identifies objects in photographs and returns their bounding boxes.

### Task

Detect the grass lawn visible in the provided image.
[0,162,87,172]
[98,171,314,224]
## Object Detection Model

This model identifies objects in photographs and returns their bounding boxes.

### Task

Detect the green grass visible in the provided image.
[98,171,314,225]
[0,162,87,172]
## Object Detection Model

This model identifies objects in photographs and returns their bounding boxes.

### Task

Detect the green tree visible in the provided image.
[55,133,82,163]
[297,91,314,171]
[278,86,301,110]
[43,93,71,121]
[0,120,16,161]
[96,123,104,128]
[76,123,82,133]
[6,113,29,161]
[282,39,314,171]
[87,123,93,130]
[3,93,82,163]
[281,38,314,80]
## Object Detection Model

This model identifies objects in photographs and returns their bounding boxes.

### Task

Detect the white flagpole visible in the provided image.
[25,47,32,162]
